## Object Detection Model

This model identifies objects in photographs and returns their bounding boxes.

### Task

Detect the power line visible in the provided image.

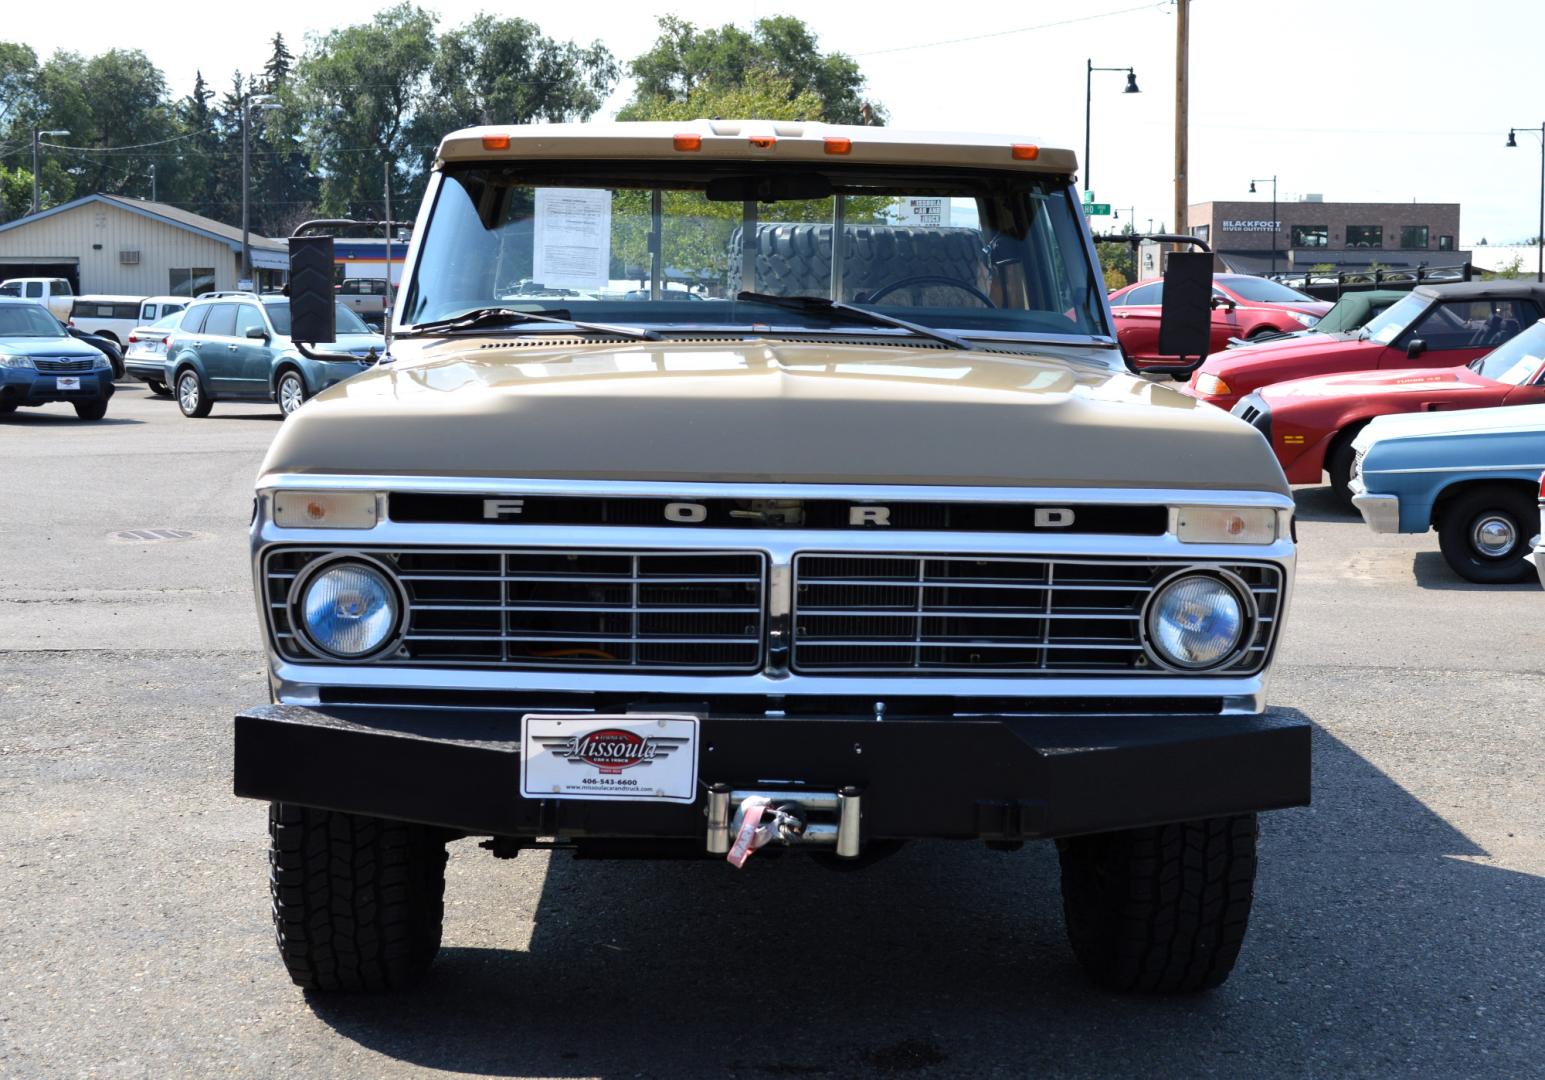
[853,2,1169,57]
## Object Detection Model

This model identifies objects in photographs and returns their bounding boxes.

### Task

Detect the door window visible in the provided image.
[24,281,42,298]
[181,306,209,333]
[52,280,72,296]
[1411,300,1535,351]
[202,304,237,337]
[234,304,267,339]
[1121,282,1163,306]
[142,304,158,322]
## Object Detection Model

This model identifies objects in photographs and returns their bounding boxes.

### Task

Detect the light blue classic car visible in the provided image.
[1350,403,1545,583]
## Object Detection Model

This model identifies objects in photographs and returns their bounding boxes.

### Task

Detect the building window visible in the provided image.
[1194,224,1210,244]
[1291,224,1329,248]
[1438,235,1454,251]
[1400,226,1429,250]
[1346,226,1383,248]
[169,268,215,297]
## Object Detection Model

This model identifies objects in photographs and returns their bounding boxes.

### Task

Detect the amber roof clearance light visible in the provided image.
[1011,144,1039,161]
[481,135,510,151]
[672,134,702,151]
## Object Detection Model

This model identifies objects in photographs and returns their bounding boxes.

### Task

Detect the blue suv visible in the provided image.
[166,293,385,418]
[0,298,115,420]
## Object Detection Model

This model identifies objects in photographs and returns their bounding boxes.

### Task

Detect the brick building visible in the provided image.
[1185,197,1468,277]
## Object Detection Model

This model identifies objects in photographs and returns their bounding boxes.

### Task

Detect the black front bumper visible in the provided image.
[234,703,1310,843]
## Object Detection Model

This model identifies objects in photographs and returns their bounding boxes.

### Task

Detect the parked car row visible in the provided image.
[1112,272,1545,585]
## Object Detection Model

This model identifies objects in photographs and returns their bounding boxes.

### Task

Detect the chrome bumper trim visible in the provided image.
[1351,492,1401,534]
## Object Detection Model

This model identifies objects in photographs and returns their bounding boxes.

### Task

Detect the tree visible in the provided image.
[292,3,439,216]
[1482,253,1524,281]
[0,164,32,222]
[262,34,294,92]
[622,15,884,125]
[0,41,39,138]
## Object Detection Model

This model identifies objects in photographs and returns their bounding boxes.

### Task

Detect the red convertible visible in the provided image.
[1232,318,1545,500]
[1109,273,1330,365]
[1184,281,1545,412]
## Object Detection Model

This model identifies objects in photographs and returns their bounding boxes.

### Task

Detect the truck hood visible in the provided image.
[1360,401,1545,444]
[1260,364,1490,403]
[259,338,1290,494]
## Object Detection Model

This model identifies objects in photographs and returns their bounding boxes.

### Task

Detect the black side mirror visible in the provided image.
[1139,252,1215,377]
[289,236,337,344]
[1407,338,1426,359]
[245,326,269,340]
[1210,294,1236,311]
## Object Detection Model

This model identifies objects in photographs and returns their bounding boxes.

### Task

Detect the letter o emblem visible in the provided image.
[664,502,707,523]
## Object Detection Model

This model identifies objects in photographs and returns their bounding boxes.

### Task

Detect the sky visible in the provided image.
[8,0,1545,246]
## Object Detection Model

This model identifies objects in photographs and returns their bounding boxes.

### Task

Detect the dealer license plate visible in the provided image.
[520,714,699,803]
[56,376,80,390]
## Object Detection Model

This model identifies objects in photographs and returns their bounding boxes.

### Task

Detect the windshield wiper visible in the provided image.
[400,307,661,341]
[735,291,975,351]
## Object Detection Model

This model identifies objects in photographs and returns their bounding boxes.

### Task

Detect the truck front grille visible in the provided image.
[265,548,766,672]
[790,554,1280,675]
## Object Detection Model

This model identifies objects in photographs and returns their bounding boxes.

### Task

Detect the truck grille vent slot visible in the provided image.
[790,554,1281,676]
[264,548,765,672]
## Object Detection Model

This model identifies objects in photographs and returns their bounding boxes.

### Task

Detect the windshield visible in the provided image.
[1361,293,1429,345]
[1471,320,1545,384]
[403,162,1107,340]
[0,304,67,337]
[1219,276,1318,304]
[264,301,373,338]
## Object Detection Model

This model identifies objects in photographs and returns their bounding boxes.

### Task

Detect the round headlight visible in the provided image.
[1145,573,1248,670]
[298,560,399,658]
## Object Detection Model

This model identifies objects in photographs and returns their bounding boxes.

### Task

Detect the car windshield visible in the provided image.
[0,304,67,337]
[1470,320,1545,384]
[264,301,372,337]
[1361,292,1430,345]
[402,161,1108,340]
[149,312,183,330]
[1219,277,1317,304]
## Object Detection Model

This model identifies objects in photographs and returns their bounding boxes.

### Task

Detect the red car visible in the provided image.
[1184,281,1545,412]
[1108,273,1330,365]
[1233,318,1545,499]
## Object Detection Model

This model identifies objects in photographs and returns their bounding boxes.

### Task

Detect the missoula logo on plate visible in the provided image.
[536,728,689,775]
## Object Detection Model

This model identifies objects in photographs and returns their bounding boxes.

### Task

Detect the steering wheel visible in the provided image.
[863,275,997,308]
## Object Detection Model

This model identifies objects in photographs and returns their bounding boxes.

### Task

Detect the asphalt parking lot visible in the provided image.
[2,384,1543,1079]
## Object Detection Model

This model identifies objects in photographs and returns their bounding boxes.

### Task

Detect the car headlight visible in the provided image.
[1194,372,1232,397]
[92,354,111,369]
[1144,572,1249,670]
[296,559,401,659]
[1288,311,1320,328]
[0,355,35,370]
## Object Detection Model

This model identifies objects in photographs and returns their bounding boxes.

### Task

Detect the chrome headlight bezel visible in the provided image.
[1140,567,1256,672]
[286,552,407,661]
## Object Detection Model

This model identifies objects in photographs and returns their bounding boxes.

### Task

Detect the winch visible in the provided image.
[705,785,862,867]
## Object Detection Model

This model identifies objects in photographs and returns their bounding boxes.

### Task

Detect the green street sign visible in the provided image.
[1082,203,1111,216]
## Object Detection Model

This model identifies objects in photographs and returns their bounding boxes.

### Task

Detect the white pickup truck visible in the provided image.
[0,277,75,321]
[67,295,189,345]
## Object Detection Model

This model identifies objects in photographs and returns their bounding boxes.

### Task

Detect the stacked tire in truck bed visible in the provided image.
[727,223,990,305]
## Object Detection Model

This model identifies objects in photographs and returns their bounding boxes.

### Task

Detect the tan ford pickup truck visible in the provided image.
[235,121,1308,996]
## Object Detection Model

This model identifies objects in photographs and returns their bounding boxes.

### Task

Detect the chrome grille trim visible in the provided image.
[790,553,1282,676]
[264,547,767,673]
[35,358,96,372]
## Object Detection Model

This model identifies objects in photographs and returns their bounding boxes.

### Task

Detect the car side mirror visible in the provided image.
[1406,338,1426,359]
[1209,295,1236,311]
[245,326,269,340]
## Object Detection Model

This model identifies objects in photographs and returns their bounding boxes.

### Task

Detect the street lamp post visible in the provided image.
[241,93,280,289]
[1249,175,1279,276]
[148,164,156,203]
[1084,60,1139,199]
[1506,125,1545,283]
[1111,206,1137,234]
[31,128,70,215]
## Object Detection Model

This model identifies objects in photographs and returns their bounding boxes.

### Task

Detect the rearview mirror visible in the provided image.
[1407,338,1426,359]
[1139,252,1214,377]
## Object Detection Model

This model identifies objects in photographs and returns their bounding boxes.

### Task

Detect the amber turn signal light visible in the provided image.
[481,135,510,151]
[1011,144,1039,160]
[823,137,852,155]
[672,134,702,151]
[748,136,776,149]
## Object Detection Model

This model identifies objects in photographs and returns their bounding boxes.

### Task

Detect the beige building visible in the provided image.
[0,194,287,296]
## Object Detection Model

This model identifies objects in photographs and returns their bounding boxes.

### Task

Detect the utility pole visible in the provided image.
[1173,0,1190,255]
[31,128,70,216]
[241,93,277,288]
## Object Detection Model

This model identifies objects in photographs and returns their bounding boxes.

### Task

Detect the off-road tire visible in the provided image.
[727,223,989,305]
[1057,815,1257,994]
[72,399,108,421]
[268,803,449,992]
[1436,486,1537,584]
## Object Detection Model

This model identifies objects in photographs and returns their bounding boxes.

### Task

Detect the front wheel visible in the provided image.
[275,370,308,417]
[73,399,108,421]
[1326,433,1361,504]
[1437,487,1538,583]
[1057,815,1258,993]
[268,803,448,992]
[176,369,212,418]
